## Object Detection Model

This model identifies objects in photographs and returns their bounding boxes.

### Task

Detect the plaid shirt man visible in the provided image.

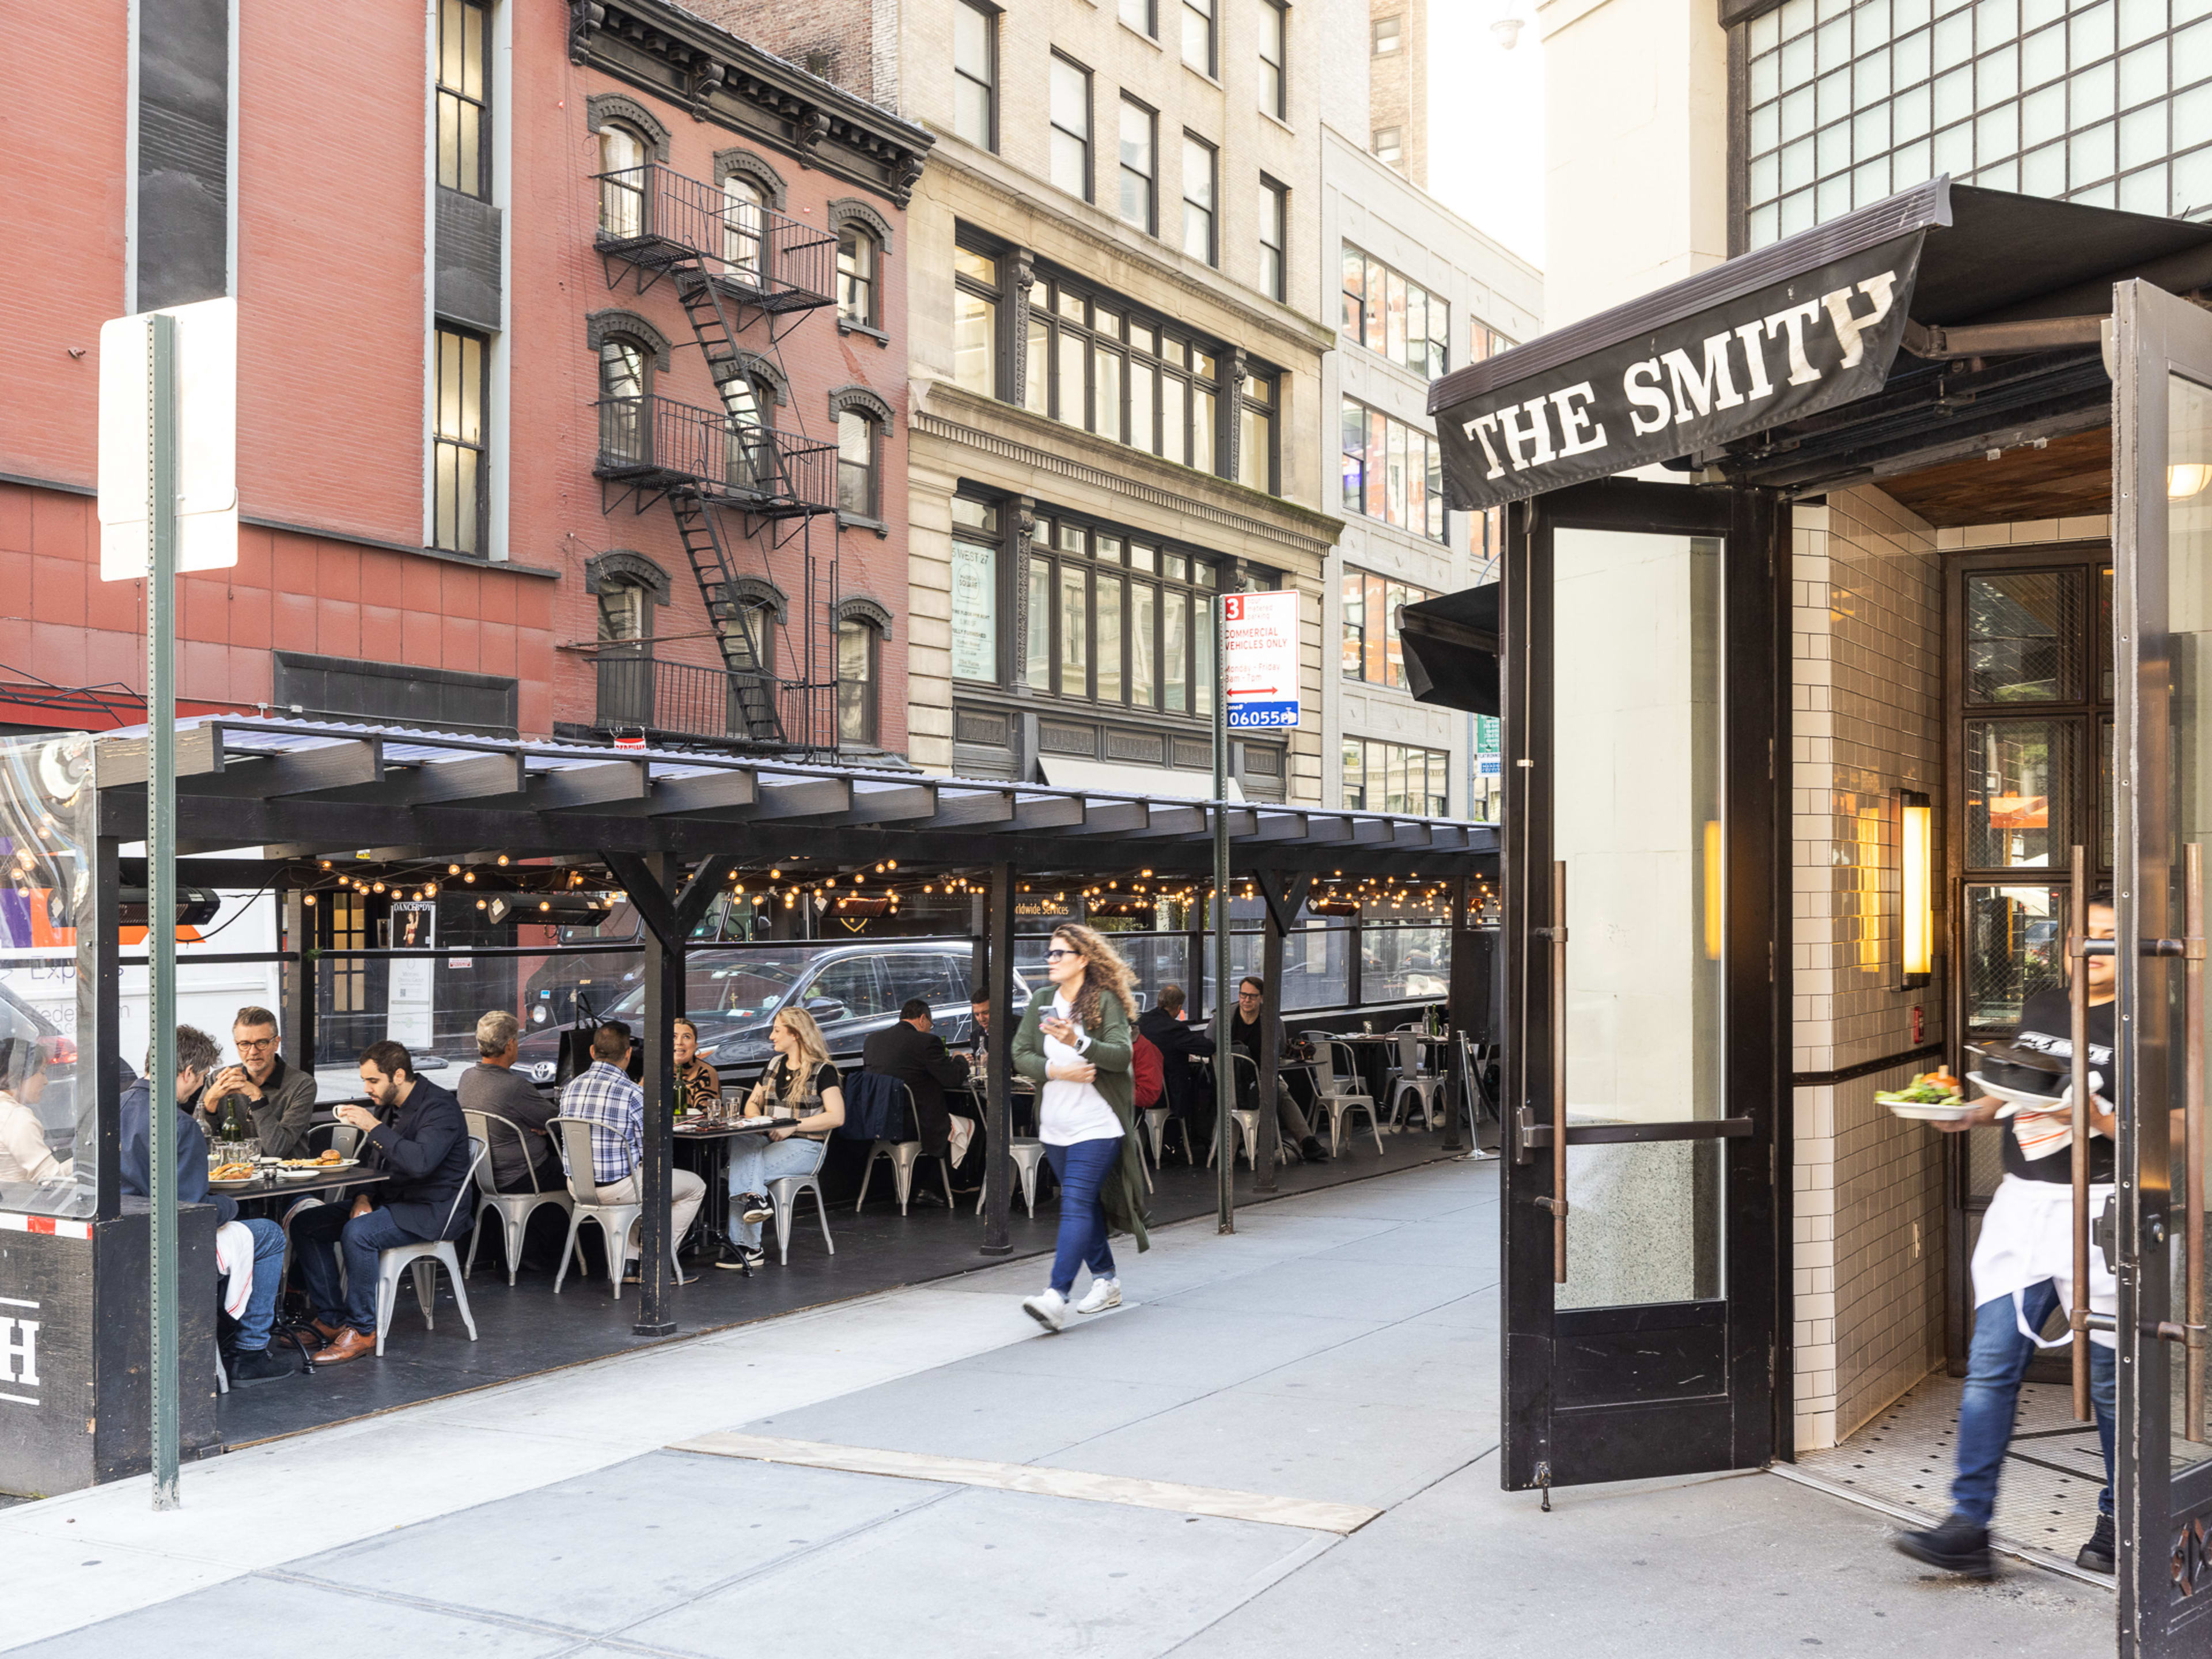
[559,1059,641,1187]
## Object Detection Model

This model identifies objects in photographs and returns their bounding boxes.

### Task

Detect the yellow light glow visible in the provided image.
[1901,799,1934,979]
[2169,463,2212,499]
[1702,819,1723,961]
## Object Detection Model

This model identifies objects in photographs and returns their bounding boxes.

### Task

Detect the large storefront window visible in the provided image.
[1022,512,1223,717]
[1737,0,2212,248]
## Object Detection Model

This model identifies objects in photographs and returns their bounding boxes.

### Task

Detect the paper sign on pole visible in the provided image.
[1222,591,1300,730]
[97,297,238,580]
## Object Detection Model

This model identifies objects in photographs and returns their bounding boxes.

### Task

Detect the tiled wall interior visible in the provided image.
[1791,486,1949,1450]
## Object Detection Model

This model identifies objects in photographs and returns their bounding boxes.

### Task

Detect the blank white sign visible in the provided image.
[97,297,238,581]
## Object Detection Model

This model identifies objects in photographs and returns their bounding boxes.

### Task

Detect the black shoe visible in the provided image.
[912,1189,949,1207]
[1893,1513,1994,1577]
[1300,1136,1330,1164]
[716,1240,753,1271]
[2076,1511,2115,1573]
[226,1345,299,1385]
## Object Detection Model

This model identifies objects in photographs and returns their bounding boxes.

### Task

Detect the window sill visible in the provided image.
[1182,61,1223,90]
[1259,109,1294,137]
[838,512,889,537]
[1120,18,1162,49]
[837,317,890,346]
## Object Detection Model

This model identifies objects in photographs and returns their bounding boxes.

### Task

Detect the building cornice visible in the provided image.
[570,0,933,205]
[911,384,1343,567]
[922,139,1337,365]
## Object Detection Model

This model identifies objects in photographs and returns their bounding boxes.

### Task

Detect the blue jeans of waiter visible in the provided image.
[1953,1279,2116,1526]
[1043,1137,1120,1297]
[291,1202,423,1337]
[231,1217,287,1351]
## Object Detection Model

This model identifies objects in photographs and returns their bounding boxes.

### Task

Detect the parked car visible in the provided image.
[510,940,1023,1085]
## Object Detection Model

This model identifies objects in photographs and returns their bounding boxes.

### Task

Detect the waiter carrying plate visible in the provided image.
[1893,888,2121,1578]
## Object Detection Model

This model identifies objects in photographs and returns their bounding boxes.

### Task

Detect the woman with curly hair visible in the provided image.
[1010,923,1150,1331]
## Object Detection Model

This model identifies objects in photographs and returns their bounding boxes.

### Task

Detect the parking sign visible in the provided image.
[1222,591,1300,730]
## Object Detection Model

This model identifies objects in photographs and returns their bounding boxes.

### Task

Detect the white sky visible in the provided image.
[1425,3,1547,272]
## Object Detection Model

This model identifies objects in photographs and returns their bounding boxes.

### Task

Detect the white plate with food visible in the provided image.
[1876,1069,1972,1122]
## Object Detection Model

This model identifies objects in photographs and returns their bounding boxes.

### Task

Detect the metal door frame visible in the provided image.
[2111,276,2212,1656]
[1500,477,1790,1494]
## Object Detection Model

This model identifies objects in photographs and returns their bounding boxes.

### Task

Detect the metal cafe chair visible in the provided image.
[371,1136,484,1357]
[462,1110,574,1285]
[1310,1038,1384,1157]
[972,1139,1050,1217]
[851,1074,957,1215]
[548,1115,685,1297]
[1387,1032,1448,1132]
[1203,1054,1267,1171]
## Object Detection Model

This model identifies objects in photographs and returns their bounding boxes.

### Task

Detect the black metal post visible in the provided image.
[283,886,316,1075]
[636,851,679,1336]
[1441,873,1468,1153]
[982,861,1015,1256]
[1251,871,1309,1196]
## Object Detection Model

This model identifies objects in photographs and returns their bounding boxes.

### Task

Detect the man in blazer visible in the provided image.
[863,999,978,1190]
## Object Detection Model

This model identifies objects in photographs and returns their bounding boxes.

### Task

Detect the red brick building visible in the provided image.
[0,0,929,758]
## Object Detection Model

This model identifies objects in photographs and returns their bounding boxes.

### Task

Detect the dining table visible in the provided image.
[675,1111,792,1247]
[210,1162,389,1207]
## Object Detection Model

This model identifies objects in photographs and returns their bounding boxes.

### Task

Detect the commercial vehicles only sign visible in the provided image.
[1223,592,1300,730]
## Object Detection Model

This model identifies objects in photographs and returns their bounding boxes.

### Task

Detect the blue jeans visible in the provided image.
[1043,1137,1121,1297]
[291,1202,422,1337]
[725,1136,827,1247]
[1953,1281,2116,1527]
[232,1218,286,1351]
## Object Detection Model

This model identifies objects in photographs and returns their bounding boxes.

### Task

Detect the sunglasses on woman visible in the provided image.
[1044,948,1077,961]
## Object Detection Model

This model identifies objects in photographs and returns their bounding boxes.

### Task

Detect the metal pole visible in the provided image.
[1256,891,1285,1194]
[1213,594,1233,1234]
[635,852,676,1337]
[2185,842,2206,1440]
[146,311,180,1511]
[981,862,1014,1256]
[2069,844,2092,1422]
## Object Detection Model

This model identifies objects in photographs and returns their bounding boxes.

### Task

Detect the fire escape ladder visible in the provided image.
[673,267,750,395]
[667,488,785,746]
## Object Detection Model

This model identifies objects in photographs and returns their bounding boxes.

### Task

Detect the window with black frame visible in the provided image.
[436,0,490,200]
[952,243,999,396]
[1340,244,1449,377]
[1342,567,1437,688]
[1342,736,1448,816]
[1014,259,1277,489]
[1022,512,1225,718]
[434,325,489,555]
[1339,396,1445,543]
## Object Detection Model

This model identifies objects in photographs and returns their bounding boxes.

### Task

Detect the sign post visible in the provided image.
[1214,592,1301,1232]
[97,297,237,1510]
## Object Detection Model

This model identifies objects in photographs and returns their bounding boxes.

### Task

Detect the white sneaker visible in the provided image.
[1075,1277,1121,1314]
[1021,1288,1067,1333]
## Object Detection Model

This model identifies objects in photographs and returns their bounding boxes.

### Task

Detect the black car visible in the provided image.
[512,940,1023,1085]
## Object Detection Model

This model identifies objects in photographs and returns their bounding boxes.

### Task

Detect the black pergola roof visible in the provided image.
[87,717,1496,876]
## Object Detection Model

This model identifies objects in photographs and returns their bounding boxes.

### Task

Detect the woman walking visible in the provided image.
[718,1006,844,1272]
[1012,924,1150,1332]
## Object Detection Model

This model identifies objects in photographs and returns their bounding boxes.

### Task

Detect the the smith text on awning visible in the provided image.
[1433,232,1926,513]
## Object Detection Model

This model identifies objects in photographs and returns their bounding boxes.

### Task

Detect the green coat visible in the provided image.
[1011,984,1151,1254]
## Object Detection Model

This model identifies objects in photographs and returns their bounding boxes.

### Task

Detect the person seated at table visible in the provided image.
[862,997,976,1198]
[293,1041,475,1365]
[457,1010,562,1192]
[968,991,993,1067]
[719,1006,844,1271]
[673,1018,722,1117]
[1135,985,1213,1158]
[1231,976,1328,1165]
[0,1037,69,1185]
[120,1025,294,1383]
[560,1024,706,1275]
[197,1005,319,1159]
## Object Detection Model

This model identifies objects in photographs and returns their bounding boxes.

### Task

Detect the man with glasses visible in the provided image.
[198,1005,320,1160]
[1230,976,1328,1165]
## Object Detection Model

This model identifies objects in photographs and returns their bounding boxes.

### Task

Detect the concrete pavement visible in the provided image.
[0,1158,2113,1657]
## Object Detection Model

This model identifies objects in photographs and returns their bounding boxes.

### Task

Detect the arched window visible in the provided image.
[837,225,877,327]
[598,339,650,463]
[836,613,880,745]
[836,408,878,518]
[722,175,766,282]
[597,122,649,237]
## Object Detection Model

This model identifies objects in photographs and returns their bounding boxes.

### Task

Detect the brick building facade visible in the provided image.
[0,0,929,760]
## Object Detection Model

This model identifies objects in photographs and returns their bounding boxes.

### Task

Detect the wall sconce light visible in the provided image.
[1898,787,1933,989]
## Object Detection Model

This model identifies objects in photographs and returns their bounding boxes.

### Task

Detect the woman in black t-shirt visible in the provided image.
[717,1007,844,1271]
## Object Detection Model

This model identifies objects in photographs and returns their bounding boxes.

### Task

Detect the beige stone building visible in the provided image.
[1365,0,1429,185]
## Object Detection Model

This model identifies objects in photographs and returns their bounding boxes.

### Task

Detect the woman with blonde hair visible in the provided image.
[718,1004,844,1272]
[1010,923,1150,1331]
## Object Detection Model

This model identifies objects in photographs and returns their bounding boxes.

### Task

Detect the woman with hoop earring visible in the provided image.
[1011,924,1151,1331]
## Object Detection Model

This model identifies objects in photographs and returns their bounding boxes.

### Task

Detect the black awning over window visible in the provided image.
[1429,178,2212,509]
[1399,583,1498,717]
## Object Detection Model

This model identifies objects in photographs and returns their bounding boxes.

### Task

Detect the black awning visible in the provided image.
[1430,178,2212,510]
[1399,584,1499,717]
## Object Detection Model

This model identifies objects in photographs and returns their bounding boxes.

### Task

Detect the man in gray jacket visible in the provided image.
[457,1009,562,1192]
[198,1005,321,1158]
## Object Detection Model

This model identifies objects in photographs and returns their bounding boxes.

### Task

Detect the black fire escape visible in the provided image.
[590,162,840,753]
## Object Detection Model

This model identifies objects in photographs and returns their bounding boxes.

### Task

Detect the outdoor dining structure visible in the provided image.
[0,715,1495,1497]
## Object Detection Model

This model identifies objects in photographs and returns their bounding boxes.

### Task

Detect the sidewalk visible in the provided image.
[1,1160,2113,1658]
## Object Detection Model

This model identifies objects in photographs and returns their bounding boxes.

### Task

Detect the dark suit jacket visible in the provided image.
[861,1020,972,1155]
[1137,1007,1214,1119]
[358,1075,474,1240]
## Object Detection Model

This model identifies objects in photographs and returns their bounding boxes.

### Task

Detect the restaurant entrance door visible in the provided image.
[2109,276,2212,1657]
[1499,478,1788,1495]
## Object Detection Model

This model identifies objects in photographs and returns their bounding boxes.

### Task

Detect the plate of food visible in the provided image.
[208,1162,259,1186]
[1877,1067,1974,1121]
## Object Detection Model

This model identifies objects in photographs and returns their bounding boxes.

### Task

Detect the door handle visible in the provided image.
[2185,843,2206,1442]
[1546,859,1567,1283]
[2067,846,2094,1425]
